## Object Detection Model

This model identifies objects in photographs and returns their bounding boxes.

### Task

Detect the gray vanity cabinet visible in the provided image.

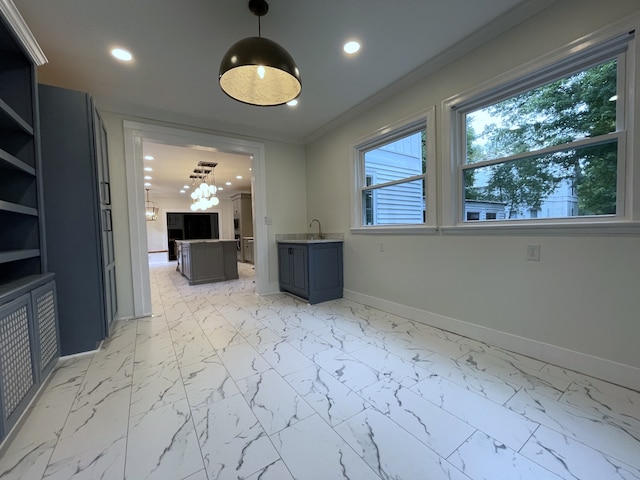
[38,85,117,355]
[278,241,343,304]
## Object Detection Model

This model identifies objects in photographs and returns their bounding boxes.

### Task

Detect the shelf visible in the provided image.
[0,249,39,264]
[0,96,33,135]
[0,200,37,216]
[0,147,35,175]
[0,273,53,301]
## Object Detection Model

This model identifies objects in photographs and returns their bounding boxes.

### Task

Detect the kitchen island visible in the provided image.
[175,240,239,285]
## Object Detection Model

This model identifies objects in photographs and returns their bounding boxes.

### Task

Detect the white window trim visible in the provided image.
[441,14,640,236]
[350,107,437,234]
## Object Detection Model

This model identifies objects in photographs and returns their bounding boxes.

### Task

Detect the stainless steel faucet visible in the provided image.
[309,219,322,239]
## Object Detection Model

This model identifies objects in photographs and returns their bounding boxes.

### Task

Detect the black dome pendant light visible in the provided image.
[219,0,301,106]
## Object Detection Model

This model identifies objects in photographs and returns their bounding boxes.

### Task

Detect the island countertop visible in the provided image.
[175,239,237,244]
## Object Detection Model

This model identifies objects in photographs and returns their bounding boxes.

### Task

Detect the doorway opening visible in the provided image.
[124,121,268,318]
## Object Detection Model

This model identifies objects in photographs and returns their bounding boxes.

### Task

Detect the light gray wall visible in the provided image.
[100,111,306,319]
[306,0,640,381]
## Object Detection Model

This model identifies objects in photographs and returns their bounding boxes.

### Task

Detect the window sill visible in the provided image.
[439,220,640,236]
[350,225,439,235]
[350,221,640,236]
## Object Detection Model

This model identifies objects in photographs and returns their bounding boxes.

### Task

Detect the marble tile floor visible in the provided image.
[1,260,639,479]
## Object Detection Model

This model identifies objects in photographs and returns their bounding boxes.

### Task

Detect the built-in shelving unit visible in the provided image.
[0,4,44,285]
[0,1,59,446]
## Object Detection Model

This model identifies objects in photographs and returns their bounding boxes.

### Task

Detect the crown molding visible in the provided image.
[0,0,47,65]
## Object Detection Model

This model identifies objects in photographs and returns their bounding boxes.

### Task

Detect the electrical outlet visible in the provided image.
[527,244,541,261]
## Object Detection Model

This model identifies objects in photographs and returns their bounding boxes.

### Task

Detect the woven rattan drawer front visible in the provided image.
[0,295,35,420]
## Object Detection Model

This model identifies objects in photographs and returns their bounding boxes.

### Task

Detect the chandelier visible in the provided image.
[145,188,159,221]
[190,161,220,211]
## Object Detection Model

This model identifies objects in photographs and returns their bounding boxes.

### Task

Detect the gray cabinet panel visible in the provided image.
[177,241,238,285]
[39,85,116,355]
[0,275,59,442]
[278,242,343,304]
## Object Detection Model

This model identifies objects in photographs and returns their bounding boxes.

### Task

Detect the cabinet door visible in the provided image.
[278,244,292,290]
[182,245,192,279]
[290,246,308,296]
[0,294,37,436]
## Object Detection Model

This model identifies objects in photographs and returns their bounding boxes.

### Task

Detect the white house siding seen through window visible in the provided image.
[360,127,426,226]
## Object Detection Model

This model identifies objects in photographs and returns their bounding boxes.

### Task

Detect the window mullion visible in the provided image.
[461,132,622,172]
[362,173,426,191]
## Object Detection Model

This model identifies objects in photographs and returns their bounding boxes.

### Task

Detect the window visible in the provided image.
[451,32,634,225]
[354,109,435,230]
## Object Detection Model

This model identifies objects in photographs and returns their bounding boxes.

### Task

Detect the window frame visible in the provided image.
[351,108,437,234]
[441,26,640,235]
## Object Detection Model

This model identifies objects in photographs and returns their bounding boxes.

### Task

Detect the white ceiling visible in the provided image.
[142,140,252,199]
[13,0,554,198]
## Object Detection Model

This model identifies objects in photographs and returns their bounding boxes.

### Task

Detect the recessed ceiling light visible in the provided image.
[286,99,298,107]
[144,155,154,160]
[180,190,185,193]
[144,167,153,172]
[218,186,224,191]
[144,182,151,187]
[343,40,361,55]
[236,175,243,179]
[225,182,232,186]
[144,175,152,180]
[183,185,190,189]
[111,48,133,62]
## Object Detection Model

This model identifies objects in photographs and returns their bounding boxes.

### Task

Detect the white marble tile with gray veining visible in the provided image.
[192,395,280,480]
[50,373,131,463]
[448,430,562,480]
[281,311,328,332]
[411,373,539,451]
[42,436,125,480]
[559,382,640,433]
[236,368,315,435]
[360,378,476,457]
[414,351,521,404]
[202,321,245,350]
[542,363,640,406]
[279,327,333,357]
[311,347,382,391]
[335,408,470,480]
[461,350,571,400]
[271,414,380,480]
[216,341,271,381]
[350,343,432,387]
[129,360,185,416]
[520,425,640,480]
[244,459,294,480]
[0,439,56,480]
[171,332,220,368]
[241,324,282,348]
[507,388,640,469]
[126,399,203,480]
[181,358,239,409]
[253,339,314,376]
[284,364,366,426]
[312,325,371,353]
